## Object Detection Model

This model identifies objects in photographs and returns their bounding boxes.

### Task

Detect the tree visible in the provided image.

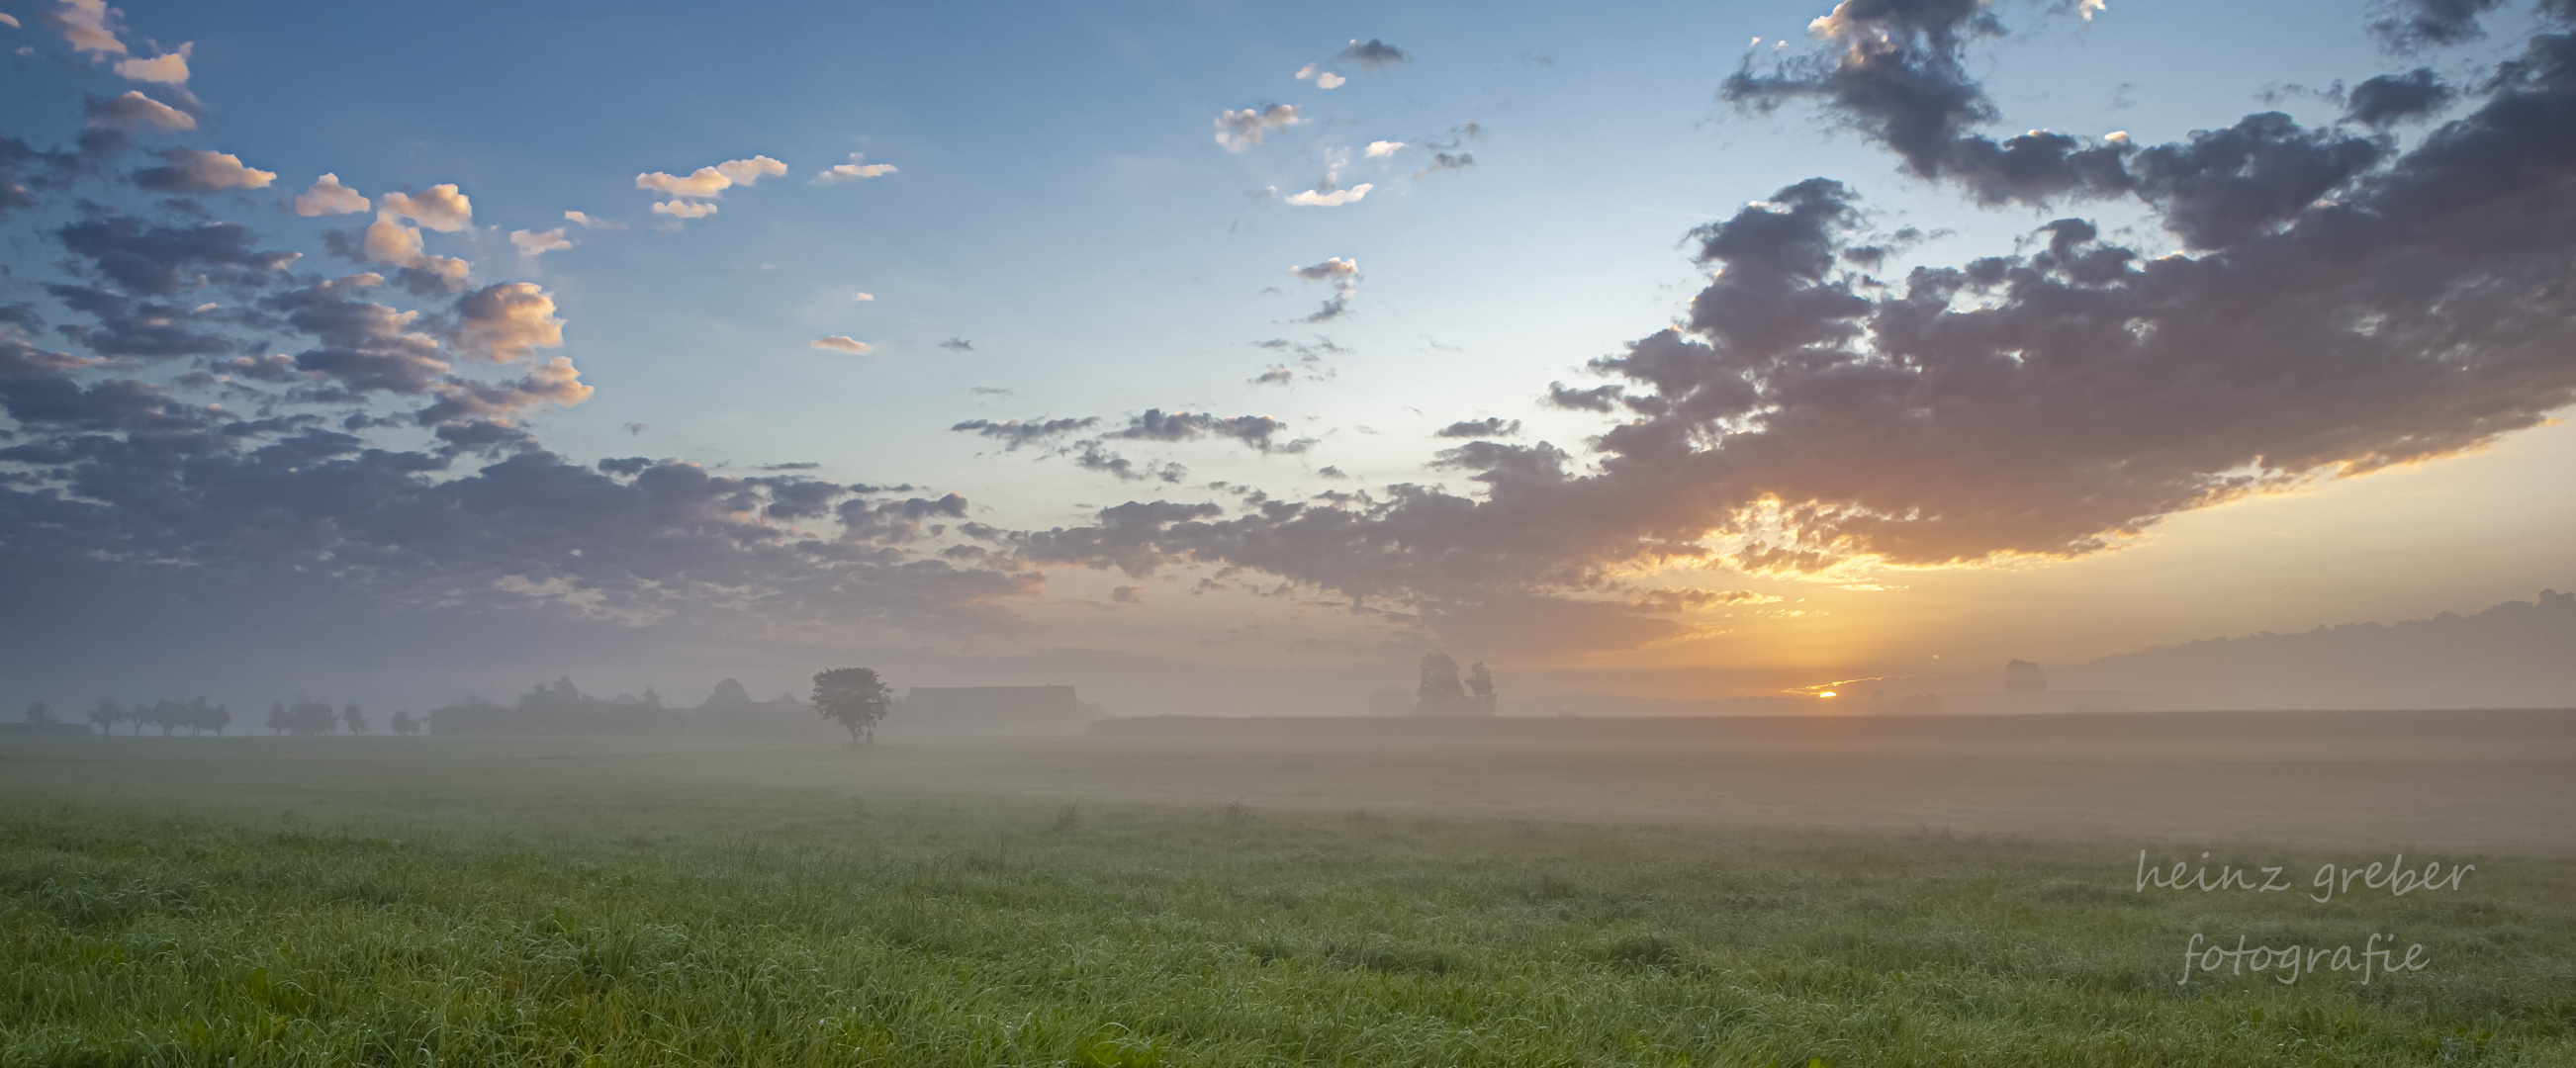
[266,700,288,736]
[191,698,230,736]
[1465,662,1499,716]
[148,698,185,736]
[811,668,894,745]
[390,710,419,737]
[23,701,58,726]
[341,703,369,735]
[86,698,122,736]
[285,700,338,736]
[1416,654,1468,716]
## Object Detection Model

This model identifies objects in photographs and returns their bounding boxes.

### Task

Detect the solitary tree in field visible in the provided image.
[390,710,419,736]
[1416,654,1469,716]
[1465,662,1499,716]
[266,700,288,736]
[341,703,369,735]
[811,668,894,745]
[23,701,57,725]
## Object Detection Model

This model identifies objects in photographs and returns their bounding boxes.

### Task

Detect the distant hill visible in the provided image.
[2057,590,2576,709]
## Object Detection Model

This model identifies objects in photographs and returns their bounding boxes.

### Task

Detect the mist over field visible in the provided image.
[4,0,2574,1062]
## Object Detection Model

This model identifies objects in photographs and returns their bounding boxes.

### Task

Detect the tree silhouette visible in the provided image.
[811,668,894,745]
[1417,654,1468,716]
[23,701,57,726]
[341,703,369,735]
[190,698,230,736]
[1465,661,1499,716]
[390,710,419,737]
[285,700,338,736]
[85,698,123,735]
[266,700,288,735]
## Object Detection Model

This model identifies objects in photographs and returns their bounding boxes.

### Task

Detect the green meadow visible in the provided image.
[3,732,2571,1066]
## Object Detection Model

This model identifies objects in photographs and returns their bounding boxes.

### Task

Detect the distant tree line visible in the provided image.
[423,677,686,736]
[14,697,424,737]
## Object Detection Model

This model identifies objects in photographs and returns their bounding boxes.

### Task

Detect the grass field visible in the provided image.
[4,727,2573,1066]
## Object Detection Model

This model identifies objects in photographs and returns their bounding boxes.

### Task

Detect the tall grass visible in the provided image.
[2,739,2570,1066]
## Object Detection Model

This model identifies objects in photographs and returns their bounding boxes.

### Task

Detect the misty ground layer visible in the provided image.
[3,737,2572,1066]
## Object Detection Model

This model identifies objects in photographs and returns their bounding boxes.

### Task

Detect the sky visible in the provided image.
[1,0,2572,716]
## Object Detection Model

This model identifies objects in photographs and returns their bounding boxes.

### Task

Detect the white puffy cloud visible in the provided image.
[637,155,784,198]
[563,210,624,230]
[294,173,369,217]
[50,0,124,56]
[112,42,188,84]
[134,148,275,191]
[1365,139,1404,159]
[361,215,470,288]
[811,335,872,354]
[379,184,472,231]
[1285,182,1373,207]
[1293,64,1347,89]
[509,227,572,257]
[1290,257,1358,279]
[86,90,193,132]
[1215,104,1300,150]
[816,153,897,183]
[454,282,566,362]
[714,155,786,185]
[652,200,717,219]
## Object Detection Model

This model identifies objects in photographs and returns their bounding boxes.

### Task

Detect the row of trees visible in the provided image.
[17,699,419,736]
[1416,654,1500,716]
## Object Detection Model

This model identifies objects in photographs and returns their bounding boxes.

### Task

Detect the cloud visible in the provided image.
[997,20,2576,622]
[715,155,787,185]
[1250,367,1296,386]
[380,184,473,231]
[637,155,784,198]
[1296,64,1348,89]
[263,274,452,394]
[453,283,566,363]
[1544,382,1622,412]
[951,416,1099,450]
[85,90,192,132]
[360,215,471,294]
[810,335,872,354]
[509,227,572,257]
[1413,151,1474,178]
[2369,0,2501,50]
[1291,257,1358,280]
[851,292,875,302]
[112,42,188,84]
[563,210,624,230]
[133,148,276,192]
[0,13,16,30]
[1215,105,1301,150]
[414,356,593,426]
[2346,67,2455,127]
[652,200,717,219]
[816,153,896,183]
[1285,181,1372,207]
[1340,38,1410,68]
[46,0,125,57]
[937,337,974,351]
[294,173,369,216]
[1365,139,1404,158]
[1435,417,1520,439]
[54,213,298,295]
[1110,409,1315,454]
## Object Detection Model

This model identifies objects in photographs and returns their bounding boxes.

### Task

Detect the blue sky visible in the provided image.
[2,0,2571,713]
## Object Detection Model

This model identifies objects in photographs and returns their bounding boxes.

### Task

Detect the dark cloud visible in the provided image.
[1111,409,1315,454]
[1000,23,2576,623]
[1413,151,1475,178]
[44,285,240,359]
[1544,382,1623,412]
[950,416,1099,450]
[938,337,975,351]
[2346,68,2456,126]
[1070,444,1189,484]
[1434,417,1520,439]
[1339,38,1410,68]
[2368,0,2500,50]
[56,214,300,296]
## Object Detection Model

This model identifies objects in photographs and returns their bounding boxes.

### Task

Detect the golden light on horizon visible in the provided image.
[1819,690,1838,698]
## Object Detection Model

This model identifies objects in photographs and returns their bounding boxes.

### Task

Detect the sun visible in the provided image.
[1819,690,1838,698]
